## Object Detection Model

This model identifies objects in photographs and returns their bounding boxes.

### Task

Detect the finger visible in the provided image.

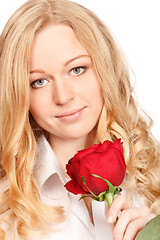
[113,206,151,240]
[107,195,133,224]
[104,199,109,217]
[104,200,114,232]
[123,213,156,240]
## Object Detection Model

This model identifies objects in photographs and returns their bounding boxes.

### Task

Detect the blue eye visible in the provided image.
[70,66,86,76]
[31,79,48,88]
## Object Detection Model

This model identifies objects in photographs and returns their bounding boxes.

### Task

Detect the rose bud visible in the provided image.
[64,139,126,197]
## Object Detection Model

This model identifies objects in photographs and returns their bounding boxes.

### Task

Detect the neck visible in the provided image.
[48,131,96,174]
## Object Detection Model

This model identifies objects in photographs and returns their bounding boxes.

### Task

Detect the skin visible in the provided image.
[29,24,103,170]
[105,195,155,240]
[29,23,155,239]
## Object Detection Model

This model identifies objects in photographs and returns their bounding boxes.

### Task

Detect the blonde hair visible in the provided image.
[0,0,160,238]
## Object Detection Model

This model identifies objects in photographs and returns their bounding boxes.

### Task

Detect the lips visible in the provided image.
[55,107,86,121]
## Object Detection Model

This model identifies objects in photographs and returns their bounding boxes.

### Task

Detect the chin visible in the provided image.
[65,126,96,140]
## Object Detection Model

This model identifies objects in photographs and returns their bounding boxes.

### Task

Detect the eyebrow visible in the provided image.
[64,54,90,66]
[30,54,90,74]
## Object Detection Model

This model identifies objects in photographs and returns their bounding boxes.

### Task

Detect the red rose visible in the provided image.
[65,139,126,196]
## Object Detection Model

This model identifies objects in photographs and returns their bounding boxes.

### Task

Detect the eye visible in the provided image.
[70,66,86,76]
[30,79,48,88]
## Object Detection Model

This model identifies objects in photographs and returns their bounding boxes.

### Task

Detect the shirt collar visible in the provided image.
[34,136,108,238]
[34,135,65,187]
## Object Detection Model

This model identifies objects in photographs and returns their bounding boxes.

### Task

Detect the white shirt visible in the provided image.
[32,135,145,240]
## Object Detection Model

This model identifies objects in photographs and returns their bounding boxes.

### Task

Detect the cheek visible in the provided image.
[86,77,103,107]
[29,93,46,117]
[90,82,103,116]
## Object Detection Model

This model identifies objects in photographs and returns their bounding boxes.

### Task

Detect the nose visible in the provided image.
[53,76,74,105]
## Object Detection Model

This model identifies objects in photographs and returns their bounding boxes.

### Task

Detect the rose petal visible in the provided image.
[64,179,87,195]
[71,143,100,160]
[79,148,125,194]
[95,140,112,152]
[65,139,126,196]
[112,139,123,152]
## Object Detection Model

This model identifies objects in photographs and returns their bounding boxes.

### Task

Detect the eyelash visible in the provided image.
[30,78,48,88]
[70,66,86,76]
[30,66,87,88]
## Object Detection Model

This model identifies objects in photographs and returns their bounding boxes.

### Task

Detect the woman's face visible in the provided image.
[29,24,103,141]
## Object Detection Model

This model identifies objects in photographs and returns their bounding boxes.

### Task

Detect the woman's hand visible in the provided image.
[105,195,155,240]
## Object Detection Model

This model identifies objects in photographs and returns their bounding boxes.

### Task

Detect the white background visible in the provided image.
[0,0,160,139]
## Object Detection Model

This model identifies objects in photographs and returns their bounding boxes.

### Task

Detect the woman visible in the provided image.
[0,0,159,239]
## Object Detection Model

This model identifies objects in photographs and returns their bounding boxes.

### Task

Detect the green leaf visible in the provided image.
[98,192,105,201]
[114,187,122,195]
[79,195,98,201]
[79,195,90,200]
[105,191,114,207]
[81,176,99,199]
[81,176,87,185]
[98,191,106,198]
[91,174,116,192]
[137,214,160,240]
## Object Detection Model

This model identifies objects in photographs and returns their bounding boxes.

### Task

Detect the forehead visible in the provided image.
[30,24,89,68]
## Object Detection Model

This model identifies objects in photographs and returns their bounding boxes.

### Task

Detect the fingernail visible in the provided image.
[107,215,113,223]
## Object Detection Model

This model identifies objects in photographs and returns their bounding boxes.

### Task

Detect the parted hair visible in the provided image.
[0,0,160,238]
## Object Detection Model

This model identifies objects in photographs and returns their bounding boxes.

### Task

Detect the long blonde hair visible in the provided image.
[0,0,160,238]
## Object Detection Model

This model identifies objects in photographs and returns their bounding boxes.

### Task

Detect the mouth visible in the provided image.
[55,107,86,122]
